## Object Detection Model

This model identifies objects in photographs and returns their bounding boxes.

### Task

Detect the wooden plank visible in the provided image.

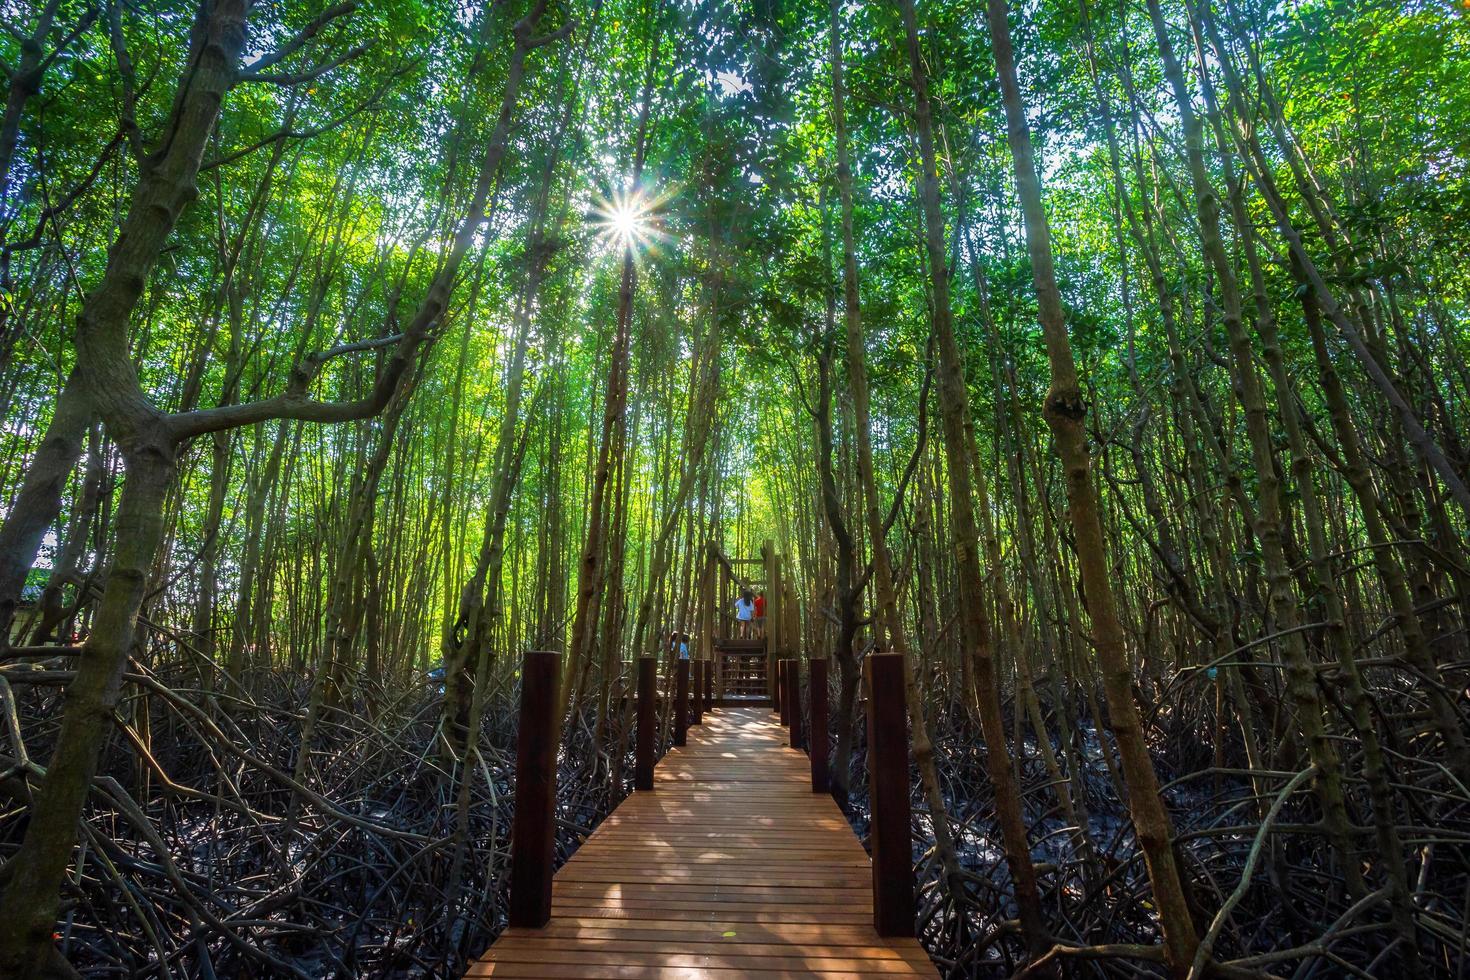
[492,936,932,962]
[480,954,928,975]
[468,706,936,978]
[546,902,876,925]
[469,964,928,979]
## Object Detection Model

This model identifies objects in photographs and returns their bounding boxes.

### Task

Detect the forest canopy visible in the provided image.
[0,0,1469,976]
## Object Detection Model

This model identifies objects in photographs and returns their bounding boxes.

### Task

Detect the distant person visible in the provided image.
[754,590,766,638]
[734,590,755,639]
[678,633,690,660]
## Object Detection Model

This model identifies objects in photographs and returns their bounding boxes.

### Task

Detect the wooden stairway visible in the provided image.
[714,637,770,705]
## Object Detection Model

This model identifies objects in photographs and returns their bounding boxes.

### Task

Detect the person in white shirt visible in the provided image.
[733,590,755,639]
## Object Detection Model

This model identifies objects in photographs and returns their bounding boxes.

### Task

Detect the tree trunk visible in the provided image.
[984,0,1201,969]
[894,0,1044,944]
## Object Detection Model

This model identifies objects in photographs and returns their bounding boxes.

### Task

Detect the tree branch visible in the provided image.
[240,1,358,77]
[239,43,367,86]
[166,327,420,442]
[107,0,144,158]
[527,20,578,49]
[200,65,406,170]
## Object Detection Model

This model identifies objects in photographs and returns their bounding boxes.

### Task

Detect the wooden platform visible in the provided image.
[469,706,937,978]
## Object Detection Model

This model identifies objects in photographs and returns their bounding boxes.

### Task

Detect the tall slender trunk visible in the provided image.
[443,254,545,748]
[1146,0,1362,892]
[27,424,103,645]
[562,18,659,719]
[0,373,92,647]
[893,0,1044,944]
[1195,4,1470,782]
[0,4,570,971]
[228,419,288,681]
[983,0,1201,970]
[816,181,863,803]
[0,5,253,968]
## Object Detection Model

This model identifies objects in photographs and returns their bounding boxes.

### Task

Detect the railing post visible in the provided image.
[690,660,704,725]
[509,650,560,928]
[703,657,714,713]
[674,658,690,747]
[776,659,789,725]
[714,645,724,703]
[785,658,803,751]
[635,655,656,791]
[864,652,914,937]
[810,656,829,793]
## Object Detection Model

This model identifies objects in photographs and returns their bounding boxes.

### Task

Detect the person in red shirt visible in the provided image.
[753,590,766,638]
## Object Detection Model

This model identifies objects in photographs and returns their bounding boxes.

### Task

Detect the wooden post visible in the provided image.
[864,652,914,936]
[703,657,714,713]
[674,658,690,747]
[702,547,718,702]
[776,658,787,719]
[786,658,804,751]
[700,548,715,662]
[635,655,656,791]
[777,659,790,726]
[786,580,800,659]
[810,656,829,793]
[714,647,724,703]
[762,539,779,699]
[509,650,559,928]
[774,558,783,647]
[772,551,784,650]
[690,660,703,725]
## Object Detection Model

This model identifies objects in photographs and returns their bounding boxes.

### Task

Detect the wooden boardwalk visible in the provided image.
[469,706,938,978]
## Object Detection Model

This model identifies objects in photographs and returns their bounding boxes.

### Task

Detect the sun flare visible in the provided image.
[591,186,665,255]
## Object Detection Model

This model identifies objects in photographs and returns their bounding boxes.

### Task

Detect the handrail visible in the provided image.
[708,541,758,589]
